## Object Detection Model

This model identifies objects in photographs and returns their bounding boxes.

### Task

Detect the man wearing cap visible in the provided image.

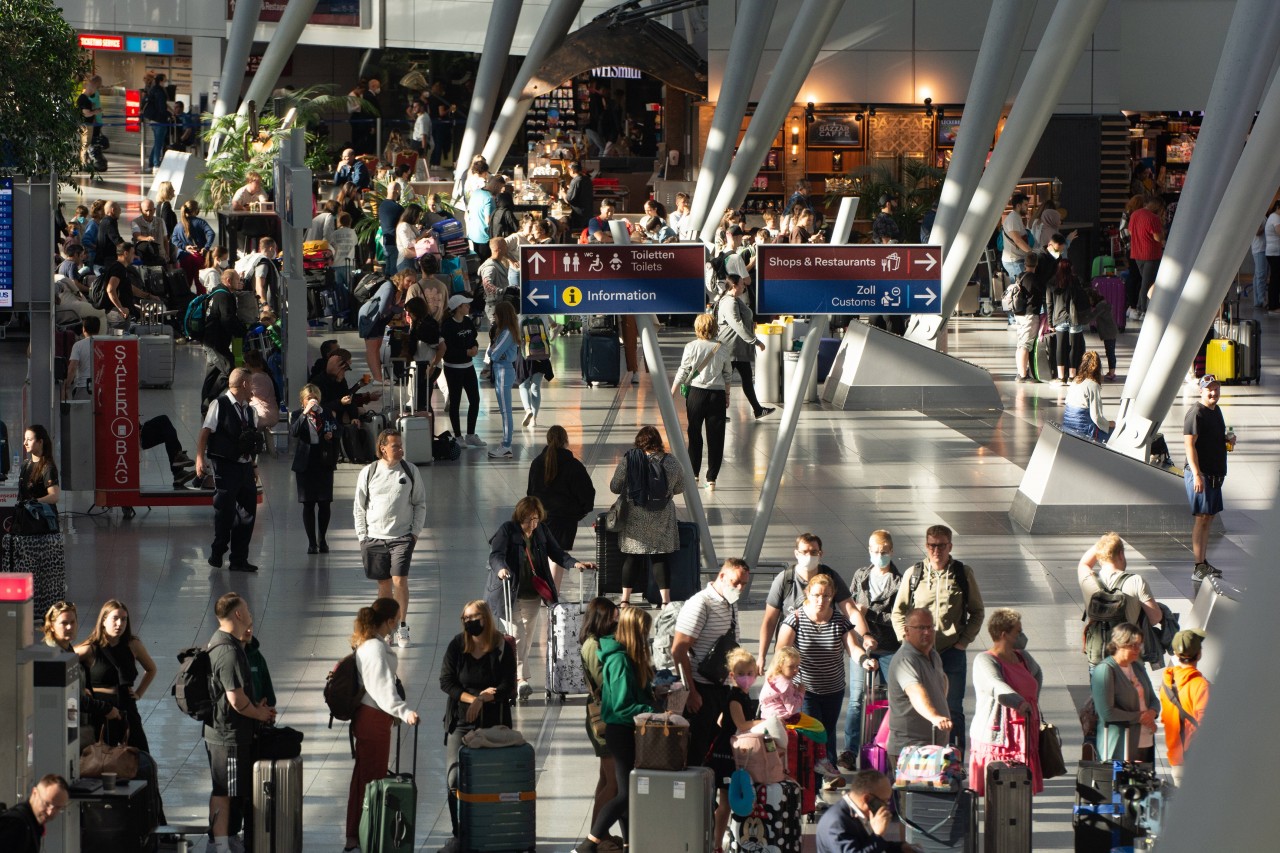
[1160,629,1210,783]
[870,194,901,244]
[1001,193,1033,283]
[1184,376,1234,587]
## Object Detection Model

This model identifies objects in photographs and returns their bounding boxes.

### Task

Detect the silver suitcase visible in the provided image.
[253,756,303,853]
[629,767,715,852]
[138,334,175,388]
[546,568,596,700]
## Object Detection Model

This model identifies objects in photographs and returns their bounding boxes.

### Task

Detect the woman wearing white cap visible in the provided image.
[441,294,485,448]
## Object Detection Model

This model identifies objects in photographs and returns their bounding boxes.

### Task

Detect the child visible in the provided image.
[1087,286,1119,380]
[709,648,762,847]
[759,646,841,779]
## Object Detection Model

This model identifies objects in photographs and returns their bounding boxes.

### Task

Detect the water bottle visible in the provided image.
[11,453,17,475]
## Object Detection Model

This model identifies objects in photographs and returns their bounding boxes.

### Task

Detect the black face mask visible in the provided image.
[463,620,484,637]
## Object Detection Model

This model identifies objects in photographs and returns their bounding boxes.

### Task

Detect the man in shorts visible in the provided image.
[1184,375,1234,587]
[1012,252,1044,381]
[354,429,426,648]
[205,593,275,853]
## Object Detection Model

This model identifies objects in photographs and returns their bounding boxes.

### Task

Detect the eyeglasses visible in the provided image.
[34,788,67,814]
[925,542,950,550]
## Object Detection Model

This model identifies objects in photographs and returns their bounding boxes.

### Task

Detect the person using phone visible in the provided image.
[816,769,922,852]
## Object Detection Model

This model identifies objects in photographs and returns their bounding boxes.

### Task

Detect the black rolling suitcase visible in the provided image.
[593,513,625,594]
[1226,318,1261,384]
[81,790,159,853]
[897,787,978,853]
[645,520,700,604]
[580,332,621,387]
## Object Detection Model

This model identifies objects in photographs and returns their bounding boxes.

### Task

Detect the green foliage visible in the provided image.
[837,159,947,242]
[0,0,91,177]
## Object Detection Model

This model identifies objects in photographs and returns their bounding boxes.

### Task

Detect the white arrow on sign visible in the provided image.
[913,287,938,306]
[527,287,549,304]
[913,252,938,272]
[528,252,547,275]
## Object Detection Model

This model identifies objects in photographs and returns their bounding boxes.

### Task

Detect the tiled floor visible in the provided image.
[4,162,1272,851]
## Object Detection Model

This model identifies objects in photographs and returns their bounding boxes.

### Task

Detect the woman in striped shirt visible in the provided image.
[777,573,864,782]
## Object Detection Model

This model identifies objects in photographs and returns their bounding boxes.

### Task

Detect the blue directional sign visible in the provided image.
[756,244,944,315]
[519,244,706,315]
[0,178,12,309]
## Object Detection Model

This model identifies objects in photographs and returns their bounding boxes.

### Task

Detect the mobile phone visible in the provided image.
[866,795,887,815]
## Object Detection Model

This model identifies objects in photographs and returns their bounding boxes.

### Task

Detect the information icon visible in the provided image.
[563,286,583,307]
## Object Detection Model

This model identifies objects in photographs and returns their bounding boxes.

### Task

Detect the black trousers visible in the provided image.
[685,387,726,481]
[210,458,256,563]
[731,360,764,416]
[444,364,480,435]
[140,415,182,465]
[590,724,637,842]
[1268,255,1280,310]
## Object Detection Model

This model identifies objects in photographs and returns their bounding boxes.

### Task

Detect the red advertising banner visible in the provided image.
[227,0,362,27]
[125,89,141,133]
[79,33,124,51]
[93,338,139,494]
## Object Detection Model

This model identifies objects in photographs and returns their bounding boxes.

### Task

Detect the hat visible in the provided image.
[1172,628,1205,658]
[447,294,471,310]
[1198,374,1220,389]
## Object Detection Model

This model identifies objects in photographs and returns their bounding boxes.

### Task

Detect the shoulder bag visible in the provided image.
[680,342,721,398]
[604,494,628,532]
[634,711,689,771]
[80,725,141,780]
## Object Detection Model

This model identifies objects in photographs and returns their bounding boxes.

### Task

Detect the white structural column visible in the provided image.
[609,221,719,572]
[906,0,1034,346]
[238,0,320,115]
[697,0,844,246]
[1128,68,1280,430]
[453,0,525,190]
[213,0,262,120]
[283,128,311,404]
[1112,0,1280,455]
[742,197,856,568]
[930,0,1108,331]
[479,0,586,175]
[684,0,778,239]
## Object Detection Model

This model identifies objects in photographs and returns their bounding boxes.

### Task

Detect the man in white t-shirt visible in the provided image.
[64,316,99,400]
[1000,193,1032,282]
[1077,532,1162,669]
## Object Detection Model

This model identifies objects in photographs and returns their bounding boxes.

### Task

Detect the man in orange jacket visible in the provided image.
[1160,629,1210,783]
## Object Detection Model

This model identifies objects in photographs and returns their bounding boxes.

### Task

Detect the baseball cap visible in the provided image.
[447,294,471,310]
[1198,374,1220,389]
[1172,628,1205,658]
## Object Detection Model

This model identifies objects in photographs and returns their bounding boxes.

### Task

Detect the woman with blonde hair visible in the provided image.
[75,600,158,753]
[571,606,657,853]
[439,599,516,849]
[671,312,733,489]
[1062,351,1114,441]
[969,608,1045,795]
[344,597,420,852]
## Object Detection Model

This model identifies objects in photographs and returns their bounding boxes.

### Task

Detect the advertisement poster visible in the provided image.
[228,0,362,27]
[93,338,140,493]
[808,115,864,149]
[936,115,962,148]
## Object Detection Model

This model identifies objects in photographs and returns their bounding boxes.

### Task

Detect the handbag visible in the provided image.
[255,724,304,761]
[17,500,58,535]
[1038,719,1067,779]
[604,495,628,532]
[892,744,965,791]
[587,700,607,738]
[524,542,555,604]
[634,712,689,771]
[80,726,141,780]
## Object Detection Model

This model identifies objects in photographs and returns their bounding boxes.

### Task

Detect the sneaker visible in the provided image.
[229,561,259,573]
[824,775,847,790]
[172,470,197,489]
[466,433,486,447]
[705,480,716,491]
[755,407,776,420]
[488,445,513,458]
[395,625,411,649]
[836,750,858,772]
[517,680,532,701]
[171,451,196,470]
[522,411,535,427]
[813,757,842,777]
[1104,372,1117,381]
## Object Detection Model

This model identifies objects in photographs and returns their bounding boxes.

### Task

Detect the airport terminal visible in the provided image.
[0,1,1276,851]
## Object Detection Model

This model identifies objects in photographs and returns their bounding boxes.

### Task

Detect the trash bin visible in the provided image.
[754,322,785,403]
[784,317,811,352]
[783,350,819,406]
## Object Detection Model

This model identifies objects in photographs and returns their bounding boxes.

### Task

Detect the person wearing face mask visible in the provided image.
[671,558,752,769]
[758,532,873,665]
[839,530,904,771]
[968,608,1044,796]
[709,648,762,848]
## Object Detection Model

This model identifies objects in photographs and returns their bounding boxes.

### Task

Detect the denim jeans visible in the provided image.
[842,650,894,757]
[801,688,845,788]
[149,122,168,168]
[518,372,544,419]
[493,362,514,448]
[938,645,968,750]
[1253,250,1269,307]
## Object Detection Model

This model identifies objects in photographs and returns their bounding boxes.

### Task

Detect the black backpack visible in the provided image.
[173,635,237,724]
[1082,572,1132,665]
[89,274,112,311]
[323,653,365,725]
[641,453,670,511]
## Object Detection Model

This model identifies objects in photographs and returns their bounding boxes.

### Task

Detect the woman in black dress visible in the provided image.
[526,425,596,590]
[290,383,339,554]
[74,599,158,754]
[19,424,61,516]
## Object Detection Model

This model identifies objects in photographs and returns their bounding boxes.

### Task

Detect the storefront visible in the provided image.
[1125,111,1201,201]
[77,33,196,154]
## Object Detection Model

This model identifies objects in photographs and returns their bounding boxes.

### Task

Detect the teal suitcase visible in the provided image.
[359,725,417,853]
[457,742,536,852]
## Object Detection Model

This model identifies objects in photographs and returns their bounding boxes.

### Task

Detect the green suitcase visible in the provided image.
[359,725,417,853]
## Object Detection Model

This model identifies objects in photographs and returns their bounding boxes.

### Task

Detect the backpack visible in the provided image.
[651,601,684,672]
[770,564,840,646]
[173,634,237,724]
[1081,572,1132,665]
[323,653,365,724]
[359,459,417,510]
[183,285,226,341]
[234,251,266,280]
[89,274,111,311]
[640,453,670,511]
[352,270,389,304]
[433,431,462,461]
[906,560,971,608]
[521,316,550,359]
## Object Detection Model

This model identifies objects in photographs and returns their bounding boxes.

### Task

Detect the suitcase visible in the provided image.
[728,779,802,853]
[361,725,417,853]
[860,668,890,772]
[897,788,979,853]
[586,314,617,335]
[253,756,303,853]
[628,766,715,853]
[816,337,840,382]
[1205,339,1236,381]
[81,793,159,853]
[593,513,625,595]
[783,729,818,817]
[394,376,433,465]
[235,289,259,326]
[1224,318,1261,384]
[139,264,169,297]
[362,410,389,455]
[984,762,1033,853]
[546,568,596,700]
[457,741,537,852]
[138,334,175,388]
[580,332,621,387]
[645,520,700,605]
[4,532,67,619]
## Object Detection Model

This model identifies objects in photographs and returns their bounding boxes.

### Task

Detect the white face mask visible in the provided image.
[721,585,741,605]
[869,552,892,569]
[795,553,818,571]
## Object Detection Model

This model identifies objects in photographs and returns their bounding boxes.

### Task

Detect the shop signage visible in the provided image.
[809,115,864,148]
[246,54,294,76]
[227,0,363,27]
[124,90,141,133]
[125,36,175,55]
[756,245,944,315]
[93,338,140,493]
[592,66,642,79]
[0,179,11,309]
[520,244,705,315]
[78,33,124,51]
[936,115,961,148]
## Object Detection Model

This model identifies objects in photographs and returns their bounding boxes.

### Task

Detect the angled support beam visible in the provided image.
[453,0,525,187]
